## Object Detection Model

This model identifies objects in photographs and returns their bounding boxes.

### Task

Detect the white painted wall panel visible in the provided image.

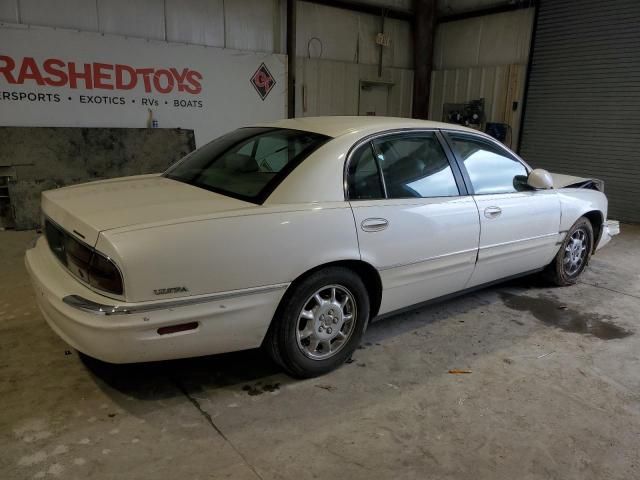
[357,11,379,65]
[4,0,412,63]
[297,2,359,62]
[0,0,17,22]
[359,63,413,116]
[429,64,526,148]
[383,17,412,69]
[225,0,275,53]
[296,58,413,118]
[165,0,224,47]
[296,58,360,116]
[19,0,98,30]
[434,8,534,69]
[97,0,165,40]
[434,19,480,69]
[430,7,534,149]
[476,10,534,66]
[297,1,412,68]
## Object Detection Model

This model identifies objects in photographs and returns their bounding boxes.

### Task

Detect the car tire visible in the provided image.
[545,216,594,286]
[265,266,370,378]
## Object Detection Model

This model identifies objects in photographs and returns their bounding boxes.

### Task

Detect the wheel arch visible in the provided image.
[272,259,383,327]
[582,210,604,252]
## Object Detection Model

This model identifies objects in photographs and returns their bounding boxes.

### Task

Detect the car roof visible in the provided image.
[258,116,480,139]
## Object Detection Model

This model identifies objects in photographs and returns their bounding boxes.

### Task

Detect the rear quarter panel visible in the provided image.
[96,202,360,302]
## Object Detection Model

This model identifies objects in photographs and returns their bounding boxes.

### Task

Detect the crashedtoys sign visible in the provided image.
[0,56,203,94]
[0,25,285,145]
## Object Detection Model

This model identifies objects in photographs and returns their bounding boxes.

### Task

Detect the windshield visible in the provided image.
[164,127,329,203]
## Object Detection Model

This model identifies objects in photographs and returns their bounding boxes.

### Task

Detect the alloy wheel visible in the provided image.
[563,228,588,276]
[296,285,357,360]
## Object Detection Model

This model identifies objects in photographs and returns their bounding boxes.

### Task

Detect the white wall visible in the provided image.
[433,8,534,69]
[429,8,534,148]
[295,1,414,118]
[0,0,283,52]
[0,0,415,62]
[295,59,413,117]
[296,1,412,69]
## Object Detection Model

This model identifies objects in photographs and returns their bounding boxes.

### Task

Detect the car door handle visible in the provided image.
[484,206,502,219]
[361,218,389,232]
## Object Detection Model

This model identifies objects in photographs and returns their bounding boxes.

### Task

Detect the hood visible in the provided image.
[550,172,589,188]
[42,174,253,246]
[549,172,603,190]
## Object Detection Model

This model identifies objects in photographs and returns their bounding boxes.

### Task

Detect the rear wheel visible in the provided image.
[265,267,370,378]
[546,217,593,286]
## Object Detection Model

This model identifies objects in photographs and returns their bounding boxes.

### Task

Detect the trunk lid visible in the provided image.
[42,174,253,246]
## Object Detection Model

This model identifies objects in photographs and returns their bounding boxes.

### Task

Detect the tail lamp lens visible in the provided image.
[89,253,124,295]
[45,219,123,296]
[64,235,93,283]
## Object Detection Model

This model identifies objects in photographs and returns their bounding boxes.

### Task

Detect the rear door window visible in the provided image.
[373,134,460,198]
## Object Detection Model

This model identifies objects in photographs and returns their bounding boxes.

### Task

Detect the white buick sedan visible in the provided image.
[26,117,619,377]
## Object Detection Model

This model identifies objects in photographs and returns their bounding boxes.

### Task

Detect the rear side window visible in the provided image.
[165,127,329,203]
[373,134,460,198]
[347,143,384,200]
[449,134,528,195]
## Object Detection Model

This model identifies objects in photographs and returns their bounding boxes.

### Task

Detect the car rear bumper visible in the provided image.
[25,237,286,363]
[596,220,620,251]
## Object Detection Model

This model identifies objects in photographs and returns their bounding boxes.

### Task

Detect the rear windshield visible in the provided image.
[164,127,329,203]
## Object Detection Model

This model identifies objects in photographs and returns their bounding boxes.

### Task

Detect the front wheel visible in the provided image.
[265,267,370,378]
[546,216,594,286]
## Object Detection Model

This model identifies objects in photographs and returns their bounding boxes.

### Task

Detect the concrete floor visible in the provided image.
[1,226,639,480]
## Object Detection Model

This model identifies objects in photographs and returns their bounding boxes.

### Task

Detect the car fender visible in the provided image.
[557,188,607,240]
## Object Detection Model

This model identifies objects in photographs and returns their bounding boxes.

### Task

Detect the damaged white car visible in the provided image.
[25,117,619,377]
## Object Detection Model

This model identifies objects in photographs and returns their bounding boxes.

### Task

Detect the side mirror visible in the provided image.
[527,168,554,190]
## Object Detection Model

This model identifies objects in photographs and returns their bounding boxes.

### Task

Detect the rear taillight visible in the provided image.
[45,219,124,296]
[45,220,66,264]
[65,234,93,282]
[89,253,124,295]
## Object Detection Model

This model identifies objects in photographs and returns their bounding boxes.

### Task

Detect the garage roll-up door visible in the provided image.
[519,0,640,223]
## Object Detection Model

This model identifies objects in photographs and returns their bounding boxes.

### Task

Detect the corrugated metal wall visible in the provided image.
[428,8,534,149]
[295,59,413,117]
[295,1,414,118]
[429,65,527,149]
[0,0,281,52]
[519,0,640,223]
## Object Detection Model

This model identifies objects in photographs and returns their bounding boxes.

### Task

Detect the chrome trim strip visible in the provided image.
[479,232,559,251]
[63,283,289,316]
[377,232,561,271]
[378,247,478,271]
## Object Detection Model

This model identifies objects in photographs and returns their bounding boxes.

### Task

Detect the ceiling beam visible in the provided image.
[302,0,413,21]
[438,0,537,23]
